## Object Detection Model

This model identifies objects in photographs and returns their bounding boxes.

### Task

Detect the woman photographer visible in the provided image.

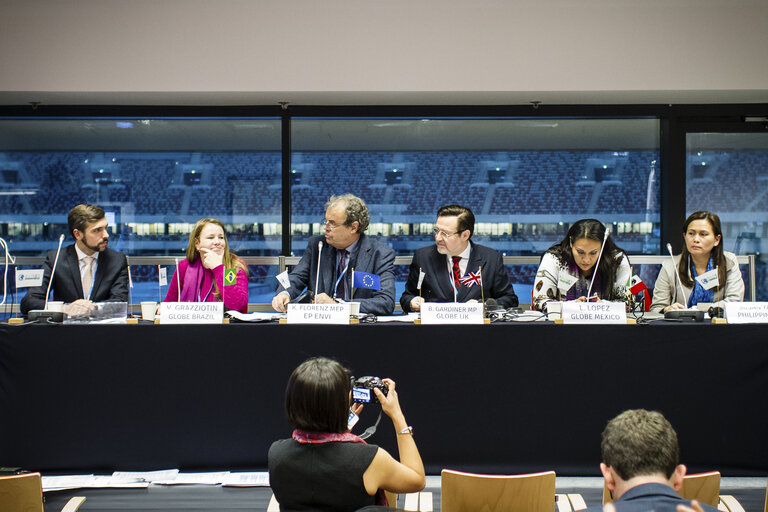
[268,357,425,511]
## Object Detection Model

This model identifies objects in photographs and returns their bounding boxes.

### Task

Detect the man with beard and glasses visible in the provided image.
[21,204,128,316]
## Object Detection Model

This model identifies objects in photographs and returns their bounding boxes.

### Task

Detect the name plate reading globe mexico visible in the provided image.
[725,302,768,324]
[561,301,627,324]
[420,303,484,325]
[159,302,224,324]
[287,303,351,324]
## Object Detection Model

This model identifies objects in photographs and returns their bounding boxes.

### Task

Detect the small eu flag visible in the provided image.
[224,268,237,286]
[352,271,381,291]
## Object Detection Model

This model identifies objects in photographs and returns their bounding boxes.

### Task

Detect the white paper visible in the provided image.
[221,472,270,487]
[15,268,44,288]
[111,469,180,483]
[417,271,426,290]
[159,267,168,286]
[420,302,484,325]
[376,314,418,323]
[153,472,231,485]
[227,310,284,322]
[561,301,627,324]
[42,475,95,491]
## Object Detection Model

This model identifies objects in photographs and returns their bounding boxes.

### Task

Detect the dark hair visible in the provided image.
[437,204,475,238]
[601,409,679,480]
[285,357,351,433]
[677,211,726,290]
[327,194,370,233]
[68,204,105,237]
[545,219,627,299]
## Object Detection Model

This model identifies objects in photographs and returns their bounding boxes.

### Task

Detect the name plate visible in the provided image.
[286,303,351,324]
[725,302,768,324]
[561,301,627,324]
[159,302,224,324]
[420,302,484,325]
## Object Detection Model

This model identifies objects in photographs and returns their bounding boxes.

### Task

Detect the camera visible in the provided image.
[351,376,389,404]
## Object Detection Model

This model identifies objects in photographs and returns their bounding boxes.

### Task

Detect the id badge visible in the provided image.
[695,267,719,290]
[557,273,578,294]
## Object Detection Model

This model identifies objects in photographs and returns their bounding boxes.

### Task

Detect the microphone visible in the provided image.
[585,227,610,299]
[313,241,323,303]
[29,234,66,322]
[666,243,689,308]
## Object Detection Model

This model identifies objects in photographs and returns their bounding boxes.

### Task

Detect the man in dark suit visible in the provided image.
[582,409,719,512]
[400,205,517,312]
[21,204,129,316]
[271,194,395,316]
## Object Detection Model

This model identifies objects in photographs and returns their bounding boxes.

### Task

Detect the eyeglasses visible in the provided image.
[322,219,345,231]
[433,228,459,238]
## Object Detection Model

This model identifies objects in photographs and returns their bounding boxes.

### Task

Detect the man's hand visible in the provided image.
[410,297,425,312]
[314,293,337,304]
[63,299,94,316]
[272,291,290,312]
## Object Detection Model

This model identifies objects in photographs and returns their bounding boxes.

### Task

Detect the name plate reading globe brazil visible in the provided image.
[561,301,627,324]
[286,303,351,324]
[420,302,484,325]
[159,302,224,324]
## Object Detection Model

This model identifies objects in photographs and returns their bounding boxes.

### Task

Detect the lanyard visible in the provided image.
[197,270,215,302]
[333,262,349,300]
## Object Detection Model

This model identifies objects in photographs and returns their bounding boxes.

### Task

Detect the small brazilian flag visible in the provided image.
[224,268,237,286]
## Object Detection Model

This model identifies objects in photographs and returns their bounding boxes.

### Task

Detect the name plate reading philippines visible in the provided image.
[725,302,768,324]
[420,303,484,325]
[561,301,627,324]
[159,302,224,324]
[287,303,351,324]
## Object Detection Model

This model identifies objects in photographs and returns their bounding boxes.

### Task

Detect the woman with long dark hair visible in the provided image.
[268,357,425,511]
[533,219,631,312]
[650,211,744,312]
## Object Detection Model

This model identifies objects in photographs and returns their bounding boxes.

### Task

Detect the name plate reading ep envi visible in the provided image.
[286,303,351,324]
[725,302,768,324]
[561,301,627,324]
[159,302,224,324]
[420,303,484,325]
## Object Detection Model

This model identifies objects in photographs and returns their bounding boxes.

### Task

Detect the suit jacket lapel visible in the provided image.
[351,236,373,284]
[65,245,85,299]
[320,244,336,296]
[428,246,455,301]
[91,250,106,299]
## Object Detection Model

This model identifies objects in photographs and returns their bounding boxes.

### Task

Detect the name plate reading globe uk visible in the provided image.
[725,302,768,324]
[420,302,484,325]
[159,302,224,324]
[286,303,351,324]
[561,301,627,324]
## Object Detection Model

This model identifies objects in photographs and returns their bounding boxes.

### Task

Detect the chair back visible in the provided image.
[680,471,721,507]
[0,472,44,512]
[441,469,556,512]
[602,471,721,507]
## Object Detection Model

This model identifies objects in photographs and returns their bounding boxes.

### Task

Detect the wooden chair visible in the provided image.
[441,469,559,512]
[601,471,744,511]
[0,472,85,512]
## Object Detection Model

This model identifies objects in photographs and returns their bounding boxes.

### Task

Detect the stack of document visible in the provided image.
[42,469,270,491]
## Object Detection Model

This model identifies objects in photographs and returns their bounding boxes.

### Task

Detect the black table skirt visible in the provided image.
[2,322,767,475]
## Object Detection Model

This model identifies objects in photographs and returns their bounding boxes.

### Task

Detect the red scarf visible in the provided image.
[292,429,388,506]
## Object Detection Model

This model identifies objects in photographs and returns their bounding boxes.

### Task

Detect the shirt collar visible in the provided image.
[451,241,471,261]
[618,483,681,502]
[340,237,360,256]
[74,243,100,262]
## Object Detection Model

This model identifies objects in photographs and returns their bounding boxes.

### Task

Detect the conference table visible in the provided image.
[1,320,767,476]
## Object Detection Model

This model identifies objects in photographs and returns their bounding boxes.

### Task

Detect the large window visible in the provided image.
[291,118,660,300]
[686,132,768,300]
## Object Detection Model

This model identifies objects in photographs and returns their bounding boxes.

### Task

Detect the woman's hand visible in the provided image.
[373,378,404,422]
[199,247,224,269]
[664,302,686,313]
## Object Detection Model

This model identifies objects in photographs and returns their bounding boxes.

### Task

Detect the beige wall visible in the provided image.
[1,0,767,104]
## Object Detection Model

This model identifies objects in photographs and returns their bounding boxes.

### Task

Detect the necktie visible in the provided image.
[336,249,349,300]
[452,256,462,289]
[81,256,95,299]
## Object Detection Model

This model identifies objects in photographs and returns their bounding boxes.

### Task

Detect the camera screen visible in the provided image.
[352,388,371,403]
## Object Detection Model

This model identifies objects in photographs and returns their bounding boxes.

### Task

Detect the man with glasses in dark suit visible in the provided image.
[271,194,395,316]
[400,204,518,312]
